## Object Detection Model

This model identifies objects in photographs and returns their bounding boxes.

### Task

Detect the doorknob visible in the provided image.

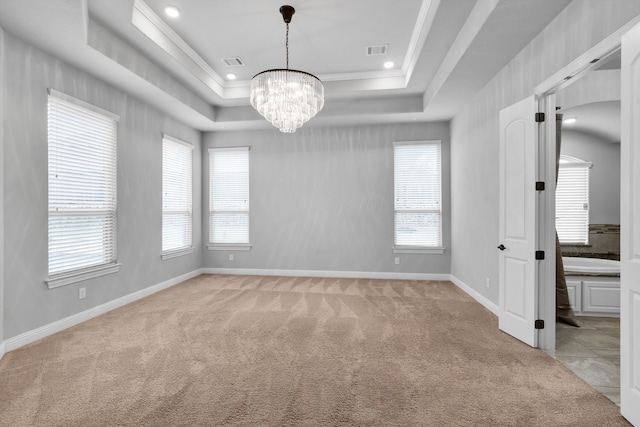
[497,244,506,251]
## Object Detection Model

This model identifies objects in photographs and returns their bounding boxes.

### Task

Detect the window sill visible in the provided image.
[162,247,194,260]
[46,263,121,289]
[393,246,445,254]
[208,244,252,251]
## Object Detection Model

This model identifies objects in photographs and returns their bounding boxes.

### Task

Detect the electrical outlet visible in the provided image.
[229,254,234,261]
[394,257,400,265]
[486,278,491,289]
[79,287,86,300]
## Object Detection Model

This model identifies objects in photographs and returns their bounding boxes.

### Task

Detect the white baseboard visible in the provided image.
[203,267,450,282]
[2,269,204,356]
[449,274,499,316]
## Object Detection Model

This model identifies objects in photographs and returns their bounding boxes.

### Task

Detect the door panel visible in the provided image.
[621,20,640,425]
[498,96,537,347]
[505,258,527,317]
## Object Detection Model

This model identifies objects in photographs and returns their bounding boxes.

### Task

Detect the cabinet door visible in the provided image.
[582,281,620,314]
[565,280,582,314]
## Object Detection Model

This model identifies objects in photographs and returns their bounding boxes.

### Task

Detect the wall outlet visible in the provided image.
[79,287,86,300]
[486,278,491,289]
[228,254,234,261]
[394,257,400,265]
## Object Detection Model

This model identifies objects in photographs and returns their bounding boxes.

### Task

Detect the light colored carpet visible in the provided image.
[0,275,630,426]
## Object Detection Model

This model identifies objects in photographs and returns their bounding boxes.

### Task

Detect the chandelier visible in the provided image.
[250,5,324,133]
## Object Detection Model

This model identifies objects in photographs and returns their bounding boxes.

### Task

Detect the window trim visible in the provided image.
[161,247,195,260]
[208,147,251,249]
[46,89,120,288]
[392,140,443,252]
[161,134,194,258]
[46,263,122,289]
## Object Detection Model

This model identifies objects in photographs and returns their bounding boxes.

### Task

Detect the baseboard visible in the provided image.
[0,340,5,361]
[3,268,204,355]
[202,267,450,282]
[449,274,499,316]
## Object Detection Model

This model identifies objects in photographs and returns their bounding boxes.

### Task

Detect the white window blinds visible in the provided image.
[209,147,250,245]
[162,135,193,254]
[48,90,118,277]
[394,141,442,247]
[556,155,590,244]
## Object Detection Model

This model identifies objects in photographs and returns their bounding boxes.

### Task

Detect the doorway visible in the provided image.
[552,53,622,405]
[500,16,640,424]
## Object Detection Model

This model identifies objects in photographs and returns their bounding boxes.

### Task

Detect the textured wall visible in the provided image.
[561,131,621,225]
[2,34,202,339]
[556,69,621,110]
[0,26,5,349]
[450,0,640,304]
[203,123,451,275]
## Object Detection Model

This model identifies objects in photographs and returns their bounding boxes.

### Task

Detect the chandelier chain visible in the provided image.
[285,22,289,69]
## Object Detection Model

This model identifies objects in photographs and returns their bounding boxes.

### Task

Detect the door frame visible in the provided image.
[533,16,640,356]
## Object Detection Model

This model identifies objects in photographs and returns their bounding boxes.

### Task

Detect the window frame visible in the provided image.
[161,134,194,260]
[556,154,591,245]
[208,147,251,251]
[46,89,120,289]
[393,140,444,254]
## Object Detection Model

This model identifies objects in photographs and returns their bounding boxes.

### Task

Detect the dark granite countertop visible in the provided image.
[563,271,620,278]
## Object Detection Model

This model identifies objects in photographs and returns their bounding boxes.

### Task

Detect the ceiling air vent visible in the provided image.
[221,57,245,67]
[366,44,388,56]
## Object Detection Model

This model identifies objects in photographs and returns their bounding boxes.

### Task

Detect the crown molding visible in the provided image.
[131,0,439,100]
[132,0,225,95]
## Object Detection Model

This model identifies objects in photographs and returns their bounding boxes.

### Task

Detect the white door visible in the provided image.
[620,21,640,426]
[498,96,538,347]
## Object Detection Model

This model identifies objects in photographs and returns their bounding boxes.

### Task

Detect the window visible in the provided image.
[393,141,442,251]
[556,155,591,244]
[209,147,250,247]
[162,135,193,258]
[47,89,119,287]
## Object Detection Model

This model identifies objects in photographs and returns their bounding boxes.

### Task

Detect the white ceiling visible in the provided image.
[561,101,621,144]
[0,0,573,131]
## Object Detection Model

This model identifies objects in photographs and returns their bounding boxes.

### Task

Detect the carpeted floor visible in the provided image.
[0,275,630,426]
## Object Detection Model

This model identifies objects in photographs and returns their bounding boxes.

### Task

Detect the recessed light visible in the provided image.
[563,117,577,124]
[226,73,237,80]
[165,6,180,18]
[384,61,394,69]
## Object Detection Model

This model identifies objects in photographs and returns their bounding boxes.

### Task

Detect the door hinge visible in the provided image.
[535,112,545,122]
[536,181,545,191]
[535,251,545,260]
[535,319,545,329]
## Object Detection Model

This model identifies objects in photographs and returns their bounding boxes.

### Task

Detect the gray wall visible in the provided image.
[2,33,203,339]
[561,131,620,225]
[0,26,5,350]
[203,123,451,275]
[450,0,640,304]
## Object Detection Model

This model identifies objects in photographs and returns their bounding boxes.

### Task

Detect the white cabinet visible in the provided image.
[565,277,619,316]
[582,281,620,314]
[565,280,583,315]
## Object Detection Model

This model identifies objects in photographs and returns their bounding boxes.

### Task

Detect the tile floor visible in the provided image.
[556,316,620,405]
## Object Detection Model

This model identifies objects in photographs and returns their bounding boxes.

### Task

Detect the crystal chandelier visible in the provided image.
[250,5,324,133]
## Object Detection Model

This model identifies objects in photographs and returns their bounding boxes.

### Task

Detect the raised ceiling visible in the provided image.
[0,0,572,131]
